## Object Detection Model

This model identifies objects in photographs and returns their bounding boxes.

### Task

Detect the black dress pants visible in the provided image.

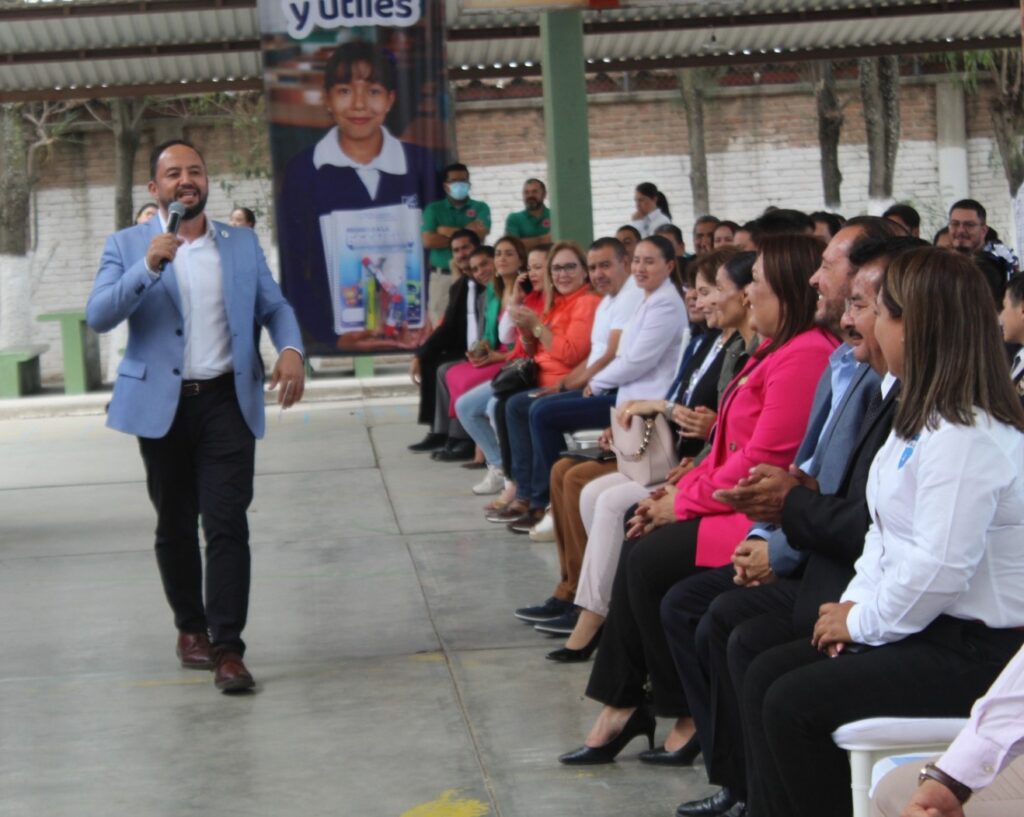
[417,349,461,426]
[742,616,1024,817]
[138,380,256,655]
[585,518,704,717]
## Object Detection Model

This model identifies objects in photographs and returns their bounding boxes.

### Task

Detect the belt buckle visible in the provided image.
[183,382,201,397]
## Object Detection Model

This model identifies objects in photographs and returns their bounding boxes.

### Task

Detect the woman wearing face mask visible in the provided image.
[422,165,492,328]
[279,40,442,350]
[631,182,673,238]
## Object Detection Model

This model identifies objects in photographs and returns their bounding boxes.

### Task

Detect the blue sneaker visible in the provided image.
[533,609,580,635]
[514,596,574,623]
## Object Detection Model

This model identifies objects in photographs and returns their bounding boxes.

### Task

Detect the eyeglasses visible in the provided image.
[949,220,982,230]
[552,263,580,274]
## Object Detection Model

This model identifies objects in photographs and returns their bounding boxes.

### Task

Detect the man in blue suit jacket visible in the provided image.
[87,140,305,693]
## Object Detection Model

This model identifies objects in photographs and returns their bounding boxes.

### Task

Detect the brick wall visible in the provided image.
[14,77,1015,381]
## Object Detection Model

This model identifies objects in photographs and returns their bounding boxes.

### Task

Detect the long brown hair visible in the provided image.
[492,235,528,301]
[755,234,824,358]
[880,247,1024,438]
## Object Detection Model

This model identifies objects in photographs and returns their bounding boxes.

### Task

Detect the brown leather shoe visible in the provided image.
[176,631,214,670]
[214,651,255,693]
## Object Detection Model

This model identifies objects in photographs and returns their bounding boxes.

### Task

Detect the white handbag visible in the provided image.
[609,407,676,487]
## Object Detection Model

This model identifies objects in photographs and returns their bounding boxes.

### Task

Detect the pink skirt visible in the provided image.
[446,360,504,417]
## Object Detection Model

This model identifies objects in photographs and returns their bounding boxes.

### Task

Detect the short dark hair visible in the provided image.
[589,236,625,262]
[616,224,642,242]
[135,202,157,219]
[232,207,256,227]
[149,138,203,181]
[524,177,547,194]
[949,198,987,223]
[716,219,741,234]
[933,226,949,245]
[973,251,1014,309]
[323,40,396,92]
[443,162,469,183]
[722,251,756,289]
[1007,272,1024,306]
[810,211,844,239]
[751,208,815,246]
[849,234,928,270]
[654,223,685,246]
[450,228,481,248]
[469,245,495,261]
[694,215,720,229]
[882,203,921,232]
[843,215,906,249]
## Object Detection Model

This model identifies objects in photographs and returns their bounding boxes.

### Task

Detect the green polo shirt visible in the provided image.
[505,206,552,240]
[422,197,492,270]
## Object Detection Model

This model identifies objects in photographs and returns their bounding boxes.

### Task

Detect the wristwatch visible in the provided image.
[662,400,676,420]
[918,763,972,804]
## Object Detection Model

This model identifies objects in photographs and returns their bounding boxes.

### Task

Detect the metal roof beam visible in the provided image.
[0,0,256,23]
[0,77,263,103]
[2,40,260,66]
[447,0,1018,41]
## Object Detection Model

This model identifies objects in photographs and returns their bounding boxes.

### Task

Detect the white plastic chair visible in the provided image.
[832,717,967,817]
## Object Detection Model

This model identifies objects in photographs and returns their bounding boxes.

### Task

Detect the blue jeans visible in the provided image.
[505,389,617,508]
[455,380,502,468]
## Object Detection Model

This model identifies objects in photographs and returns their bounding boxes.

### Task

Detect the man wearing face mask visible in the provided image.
[422,163,491,327]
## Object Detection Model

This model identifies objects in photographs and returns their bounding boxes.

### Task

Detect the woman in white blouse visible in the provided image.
[741,247,1024,817]
[631,182,673,238]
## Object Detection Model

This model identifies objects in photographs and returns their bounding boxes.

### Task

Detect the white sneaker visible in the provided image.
[472,465,505,495]
[529,509,556,542]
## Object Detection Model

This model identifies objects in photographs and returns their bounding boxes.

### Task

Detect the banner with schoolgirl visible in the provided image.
[258,0,450,354]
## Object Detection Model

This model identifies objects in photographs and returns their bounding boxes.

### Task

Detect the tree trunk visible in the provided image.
[111,98,143,231]
[812,60,843,209]
[678,68,710,218]
[860,56,901,213]
[0,104,31,256]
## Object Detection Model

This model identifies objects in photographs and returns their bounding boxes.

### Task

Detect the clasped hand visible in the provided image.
[713,463,818,524]
[811,601,855,657]
[731,538,775,587]
[626,485,677,539]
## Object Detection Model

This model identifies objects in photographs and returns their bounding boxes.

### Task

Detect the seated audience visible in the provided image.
[432,236,528,462]
[407,230,484,452]
[556,235,837,767]
[714,220,740,248]
[615,224,641,270]
[524,249,752,656]
[693,215,720,254]
[632,182,673,237]
[741,247,1024,817]
[934,225,952,248]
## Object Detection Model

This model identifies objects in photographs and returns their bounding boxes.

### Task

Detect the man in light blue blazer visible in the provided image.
[87,140,305,693]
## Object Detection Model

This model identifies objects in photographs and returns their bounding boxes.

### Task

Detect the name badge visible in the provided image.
[897,433,920,469]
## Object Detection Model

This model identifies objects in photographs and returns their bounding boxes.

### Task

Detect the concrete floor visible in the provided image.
[0,399,715,817]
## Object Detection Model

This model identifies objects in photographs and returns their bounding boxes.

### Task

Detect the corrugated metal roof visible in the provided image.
[0,0,1017,98]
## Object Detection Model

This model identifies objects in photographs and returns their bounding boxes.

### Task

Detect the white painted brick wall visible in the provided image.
[23,139,1013,382]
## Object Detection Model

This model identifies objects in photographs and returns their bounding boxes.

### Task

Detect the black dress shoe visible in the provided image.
[545,626,602,663]
[638,734,700,766]
[408,432,447,452]
[558,707,655,765]
[430,440,475,461]
[722,803,747,817]
[675,787,737,817]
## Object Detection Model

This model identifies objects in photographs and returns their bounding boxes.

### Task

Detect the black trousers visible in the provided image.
[585,518,704,717]
[742,616,1024,817]
[416,349,461,426]
[138,381,256,655]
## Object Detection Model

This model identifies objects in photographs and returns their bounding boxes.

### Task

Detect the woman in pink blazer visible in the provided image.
[558,234,838,766]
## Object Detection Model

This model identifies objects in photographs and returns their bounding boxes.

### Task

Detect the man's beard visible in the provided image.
[164,187,208,221]
[525,197,542,210]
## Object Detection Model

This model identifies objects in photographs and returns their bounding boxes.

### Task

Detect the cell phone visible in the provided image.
[519,276,533,294]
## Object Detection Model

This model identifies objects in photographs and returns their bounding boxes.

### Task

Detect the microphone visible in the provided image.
[158,202,187,271]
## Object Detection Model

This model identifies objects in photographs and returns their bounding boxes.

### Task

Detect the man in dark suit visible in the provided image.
[86,140,305,693]
[408,229,482,452]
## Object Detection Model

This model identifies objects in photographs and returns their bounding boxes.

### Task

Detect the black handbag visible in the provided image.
[491,357,537,397]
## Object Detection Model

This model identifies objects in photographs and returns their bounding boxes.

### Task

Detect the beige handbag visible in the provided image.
[609,407,676,487]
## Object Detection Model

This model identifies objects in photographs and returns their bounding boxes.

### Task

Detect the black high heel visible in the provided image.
[558,707,656,765]
[545,626,603,663]
[638,733,701,766]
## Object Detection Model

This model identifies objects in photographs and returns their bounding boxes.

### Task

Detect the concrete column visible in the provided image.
[540,10,593,247]
[935,80,969,210]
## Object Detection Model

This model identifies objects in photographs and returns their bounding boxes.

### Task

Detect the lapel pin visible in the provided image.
[221,230,229,238]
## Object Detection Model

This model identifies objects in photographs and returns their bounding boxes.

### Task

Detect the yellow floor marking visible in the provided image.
[399,789,489,817]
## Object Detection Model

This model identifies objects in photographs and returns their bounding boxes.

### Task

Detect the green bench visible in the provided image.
[0,344,49,398]
[37,310,101,394]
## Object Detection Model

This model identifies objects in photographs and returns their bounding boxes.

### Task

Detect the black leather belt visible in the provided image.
[181,373,233,397]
